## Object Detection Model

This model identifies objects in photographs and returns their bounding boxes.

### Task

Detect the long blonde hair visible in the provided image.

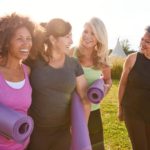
[81,17,110,68]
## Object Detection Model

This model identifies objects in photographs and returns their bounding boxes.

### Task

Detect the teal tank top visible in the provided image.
[73,48,102,111]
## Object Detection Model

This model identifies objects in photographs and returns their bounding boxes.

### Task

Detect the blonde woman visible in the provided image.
[69,17,112,150]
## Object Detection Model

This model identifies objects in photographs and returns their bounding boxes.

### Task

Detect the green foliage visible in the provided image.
[101,80,132,150]
[120,39,130,54]
[110,57,124,80]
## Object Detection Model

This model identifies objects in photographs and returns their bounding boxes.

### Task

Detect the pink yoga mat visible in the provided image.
[71,92,92,150]
[0,103,34,143]
[87,79,105,104]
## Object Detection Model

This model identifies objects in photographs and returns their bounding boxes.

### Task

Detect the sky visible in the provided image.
[0,0,149,50]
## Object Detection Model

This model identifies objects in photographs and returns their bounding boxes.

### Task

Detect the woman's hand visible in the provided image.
[101,65,112,95]
[103,83,111,95]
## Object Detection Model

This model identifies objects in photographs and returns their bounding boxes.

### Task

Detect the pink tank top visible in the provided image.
[0,64,32,150]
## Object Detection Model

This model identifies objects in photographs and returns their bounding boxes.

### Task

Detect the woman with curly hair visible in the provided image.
[0,13,36,150]
[69,17,112,150]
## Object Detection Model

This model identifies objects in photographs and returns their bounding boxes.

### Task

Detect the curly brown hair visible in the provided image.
[0,12,35,57]
[28,24,46,60]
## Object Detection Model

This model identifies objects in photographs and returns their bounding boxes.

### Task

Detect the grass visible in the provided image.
[100,80,132,150]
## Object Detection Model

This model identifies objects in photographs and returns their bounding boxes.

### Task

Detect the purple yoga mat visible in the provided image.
[0,103,34,143]
[87,79,105,104]
[71,92,92,150]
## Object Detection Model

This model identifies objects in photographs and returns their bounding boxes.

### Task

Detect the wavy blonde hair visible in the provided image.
[82,17,110,68]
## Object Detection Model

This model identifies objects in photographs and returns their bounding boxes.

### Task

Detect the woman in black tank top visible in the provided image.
[118,26,150,150]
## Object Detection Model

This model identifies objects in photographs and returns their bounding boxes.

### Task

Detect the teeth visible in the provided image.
[20,49,28,52]
[84,41,92,43]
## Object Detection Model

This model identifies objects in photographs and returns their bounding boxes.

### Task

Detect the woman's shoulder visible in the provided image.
[24,56,45,68]
[66,55,83,76]
[126,52,137,62]
[66,55,81,69]
[124,52,138,69]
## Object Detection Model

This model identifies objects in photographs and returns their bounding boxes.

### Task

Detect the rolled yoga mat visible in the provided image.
[71,92,92,150]
[87,79,105,104]
[0,103,34,143]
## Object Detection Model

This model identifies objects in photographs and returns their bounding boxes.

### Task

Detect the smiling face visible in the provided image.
[52,31,73,53]
[140,32,150,57]
[81,23,97,49]
[63,31,73,50]
[8,26,32,61]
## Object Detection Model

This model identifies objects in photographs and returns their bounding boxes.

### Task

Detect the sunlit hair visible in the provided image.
[78,17,110,69]
[45,18,71,38]
[28,18,72,63]
[0,12,35,57]
[28,24,46,60]
[145,26,150,33]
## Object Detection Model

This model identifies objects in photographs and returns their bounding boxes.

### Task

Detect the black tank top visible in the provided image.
[122,52,150,121]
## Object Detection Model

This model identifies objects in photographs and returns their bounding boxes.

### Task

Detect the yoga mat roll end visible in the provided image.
[0,103,34,143]
[87,79,105,104]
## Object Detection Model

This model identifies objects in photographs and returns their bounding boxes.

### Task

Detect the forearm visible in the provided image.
[76,75,91,122]
[102,66,112,94]
[118,85,126,121]
[118,84,126,107]
[104,78,112,94]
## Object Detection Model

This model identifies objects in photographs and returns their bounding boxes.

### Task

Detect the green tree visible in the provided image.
[120,39,130,54]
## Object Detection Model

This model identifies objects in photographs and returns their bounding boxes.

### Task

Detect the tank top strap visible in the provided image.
[137,52,141,60]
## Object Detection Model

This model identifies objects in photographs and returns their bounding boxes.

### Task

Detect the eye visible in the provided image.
[16,37,23,41]
[145,40,150,44]
[83,30,88,34]
[26,37,32,41]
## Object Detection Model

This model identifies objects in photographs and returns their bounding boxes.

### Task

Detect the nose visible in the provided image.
[22,39,28,45]
[141,39,150,46]
[21,37,32,45]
